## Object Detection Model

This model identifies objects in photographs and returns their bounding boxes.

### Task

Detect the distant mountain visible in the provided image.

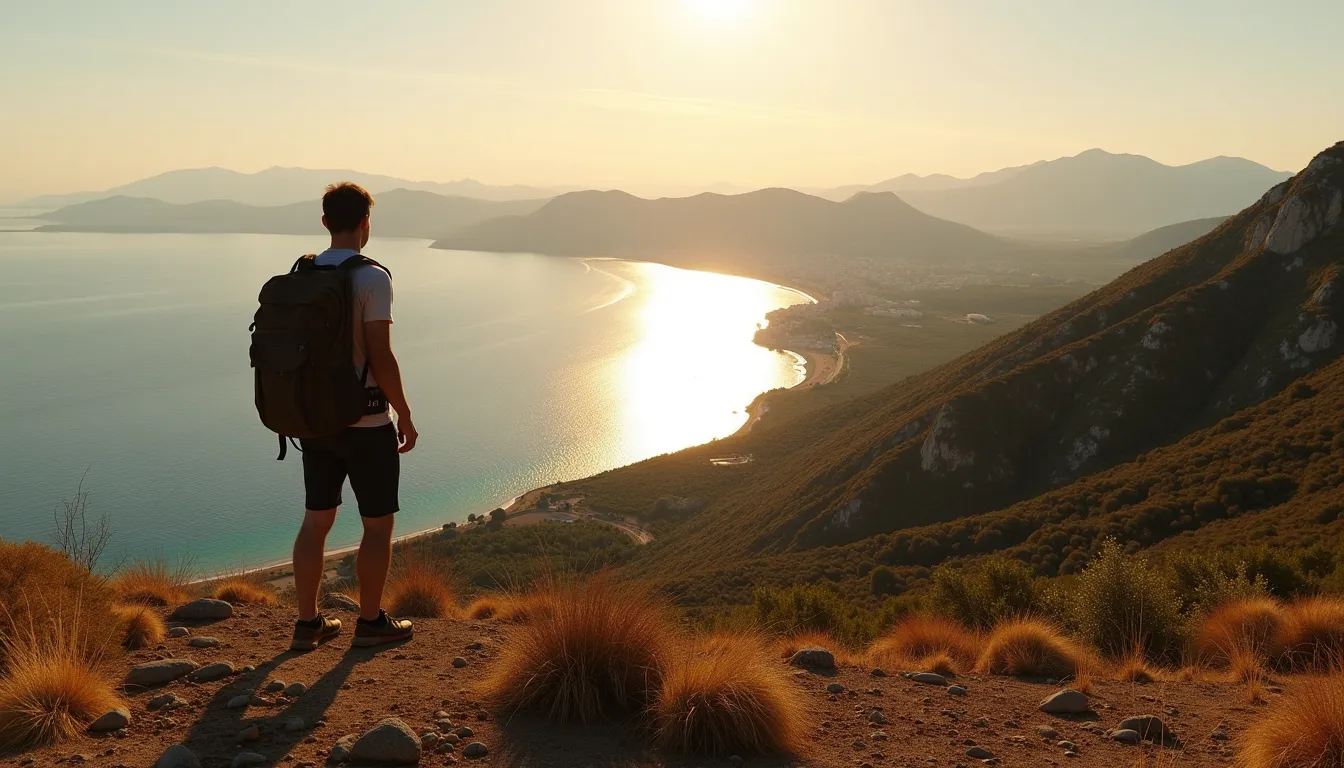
[21,167,559,208]
[35,189,547,239]
[431,188,1017,268]
[1100,216,1229,262]
[820,150,1290,238]
[815,164,1036,200]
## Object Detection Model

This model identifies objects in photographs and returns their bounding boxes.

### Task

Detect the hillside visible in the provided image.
[431,188,1017,268]
[564,142,1343,588]
[34,189,547,239]
[870,150,1288,238]
[20,166,558,208]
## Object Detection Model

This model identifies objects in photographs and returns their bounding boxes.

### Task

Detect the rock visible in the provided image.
[284,682,308,697]
[1040,689,1090,715]
[328,735,356,763]
[168,627,191,638]
[350,718,421,765]
[462,743,488,759]
[451,657,468,669]
[265,681,286,693]
[237,725,260,742]
[870,667,887,677]
[474,710,488,721]
[909,672,947,686]
[1211,729,1230,741]
[1037,727,1058,740]
[321,593,360,612]
[155,745,202,768]
[442,733,461,745]
[170,598,233,621]
[187,636,221,648]
[227,695,252,710]
[465,642,484,651]
[827,683,845,694]
[127,659,199,688]
[148,693,182,711]
[948,685,967,696]
[89,708,131,732]
[1111,729,1141,745]
[868,710,888,725]
[189,661,235,683]
[454,727,474,739]
[966,747,994,759]
[788,648,835,669]
[1057,741,1076,751]
[421,732,440,748]
[286,717,306,733]
[231,753,267,768]
[1117,715,1176,745]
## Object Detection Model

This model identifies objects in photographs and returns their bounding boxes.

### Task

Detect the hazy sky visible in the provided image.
[3,0,1341,201]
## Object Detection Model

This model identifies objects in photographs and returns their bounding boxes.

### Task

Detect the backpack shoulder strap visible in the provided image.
[339,254,392,279]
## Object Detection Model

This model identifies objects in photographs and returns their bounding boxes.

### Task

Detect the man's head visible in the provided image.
[321,182,375,248]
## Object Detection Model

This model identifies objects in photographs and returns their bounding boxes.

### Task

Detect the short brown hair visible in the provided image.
[322,182,375,233]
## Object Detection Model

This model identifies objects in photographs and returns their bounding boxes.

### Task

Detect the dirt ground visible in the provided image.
[9,605,1271,767]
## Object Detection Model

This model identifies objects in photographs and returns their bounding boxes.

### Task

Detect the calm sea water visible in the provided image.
[0,232,806,571]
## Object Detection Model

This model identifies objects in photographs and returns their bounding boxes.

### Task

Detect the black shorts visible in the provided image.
[300,424,400,518]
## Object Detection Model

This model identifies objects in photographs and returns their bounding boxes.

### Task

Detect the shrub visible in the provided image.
[1239,676,1344,768]
[111,605,165,650]
[929,557,1041,630]
[975,619,1085,679]
[210,576,277,606]
[0,615,122,749]
[867,615,979,674]
[0,541,120,669]
[1273,597,1344,672]
[481,576,672,722]
[653,634,805,755]
[1195,598,1284,666]
[870,566,903,596]
[387,561,456,618]
[1167,553,1271,613]
[751,584,884,646]
[110,559,192,607]
[1069,539,1185,660]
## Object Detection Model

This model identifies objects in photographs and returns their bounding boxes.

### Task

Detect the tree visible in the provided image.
[51,470,112,573]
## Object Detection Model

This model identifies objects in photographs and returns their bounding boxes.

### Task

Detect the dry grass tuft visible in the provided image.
[1072,664,1095,695]
[773,631,857,667]
[1273,597,1344,673]
[481,576,671,723]
[386,561,456,619]
[976,619,1086,679]
[467,593,549,623]
[1115,655,1159,683]
[0,541,120,669]
[867,615,979,675]
[111,605,165,650]
[0,616,121,750]
[210,576,277,606]
[1196,598,1284,667]
[1239,676,1344,768]
[110,560,192,607]
[918,652,958,677]
[654,633,806,756]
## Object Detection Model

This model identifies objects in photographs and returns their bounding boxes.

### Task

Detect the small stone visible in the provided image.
[465,642,484,651]
[328,735,356,763]
[442,733,461,745]
[474,710,488,721]
[1211,729,1230,741]
[451,657,468,669]
[350,718,421,765]
[871,731,888,741]
[1111,729,1141,745]
[868,710,888,725]
[170,598,234,621]
[265,681,286,693]
[870,667,888,677]
[89,708,131,732]
[1064,751,1078,758]
[788,648,835,669]
[231,753,267,768]
[1057,740,1076,751]
[909,672,948,686]
[948,685,968,696]
[421,732,440,748]
[320,593,360,612]
[154,745,202,768]
[286,718,306,733]
[827,682,845,694]
[188,636,221,648]
[283,682,308,697]
[454,726,474,739]
[1040,689,1090,715]
[189,661,235,683]
[1037,726,1058,739]
[432,710,451,720]
[462,743,488,759]
[127,659,199,688]
[238,725,260,742]
[966,747,994,759]
[227,695,252,710]
[1117,715,1176,745]
[168,627,191,638]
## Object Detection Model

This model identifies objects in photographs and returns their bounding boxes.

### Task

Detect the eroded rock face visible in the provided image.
[1265,154,1342,255]
[920,405,975,472]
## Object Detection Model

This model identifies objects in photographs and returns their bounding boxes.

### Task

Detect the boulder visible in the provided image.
[189,661,235,683]
[321,593,360,612]
[908,672,947,686]
[463,742,488,759]
[155,745,203,768]
[126,659,199,688]
[88,707,131,732]
[788,648,835,669]
[350,718,421,765]
[265,680,286,693]
[1039,689,1090,715]
[283,682,308,697]
[226,694,252,710]
[1117,715,1177,745]
[170,598,234,621]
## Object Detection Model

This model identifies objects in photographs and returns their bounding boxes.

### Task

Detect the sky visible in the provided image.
[2,0,1341,202]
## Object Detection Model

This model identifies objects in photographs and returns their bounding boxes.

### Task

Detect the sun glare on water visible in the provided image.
[685,0,756,25]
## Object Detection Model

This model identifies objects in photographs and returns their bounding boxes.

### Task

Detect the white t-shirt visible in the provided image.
[314,248,393,428]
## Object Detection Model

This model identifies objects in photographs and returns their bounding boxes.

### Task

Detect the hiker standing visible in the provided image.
[250,182,417,650]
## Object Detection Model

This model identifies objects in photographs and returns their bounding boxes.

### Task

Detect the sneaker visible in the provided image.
[352,609,414,647]
[290,614,342,651]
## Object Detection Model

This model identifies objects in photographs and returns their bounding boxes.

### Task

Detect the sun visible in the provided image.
[685,0,755,25]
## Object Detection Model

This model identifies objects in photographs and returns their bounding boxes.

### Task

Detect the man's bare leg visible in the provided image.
[357,515,395,622]
[294,508,337,622]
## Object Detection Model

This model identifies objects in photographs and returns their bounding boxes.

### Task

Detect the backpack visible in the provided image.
[249,254,390,459]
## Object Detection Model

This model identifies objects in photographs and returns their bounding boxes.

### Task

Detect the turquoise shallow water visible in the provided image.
[0,232,806,571]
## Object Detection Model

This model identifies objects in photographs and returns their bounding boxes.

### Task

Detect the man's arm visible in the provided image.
[364,320,418,453]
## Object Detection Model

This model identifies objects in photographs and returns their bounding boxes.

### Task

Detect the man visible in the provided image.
[289,182,418,651]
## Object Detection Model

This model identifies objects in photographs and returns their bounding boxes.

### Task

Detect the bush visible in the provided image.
[386,561,456,618]
[0,541,120,670]
[1167,552,1272,613]
[210,576,278,606]
[1273,597,1344,672]
[1240,676,1344,768]
[110,559,192,607]
[111,605,165,651]
[653,634,805,755]
[928,557,1041,629]
[975,619,1086,679]
[0,615,122,749]
[867,615,979,674]
[1194,598,1284,666]
[751,584,885,646]
[870,566,903,596]
[481,576,672,722]
[1068,539,1185,660]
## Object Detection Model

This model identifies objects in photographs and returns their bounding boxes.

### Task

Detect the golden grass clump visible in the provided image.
[975,619,1087,679]
[111,604,165,650]
[1238,676,1344,768]
[1196,598,1284,666]
[481,576,671,723]
[386,561,456,619]
[654,633,806,756]
[210,576,278,606]
[1273,597,1344,673]
[0,541,120,668]
[867,615,979,674]
[1115,656,1159,683]
[0,618,122,750]
[110,560,192,607]
[467,593,549,623]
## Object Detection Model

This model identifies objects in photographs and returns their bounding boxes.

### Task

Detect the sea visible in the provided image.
[0,229,808,571]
